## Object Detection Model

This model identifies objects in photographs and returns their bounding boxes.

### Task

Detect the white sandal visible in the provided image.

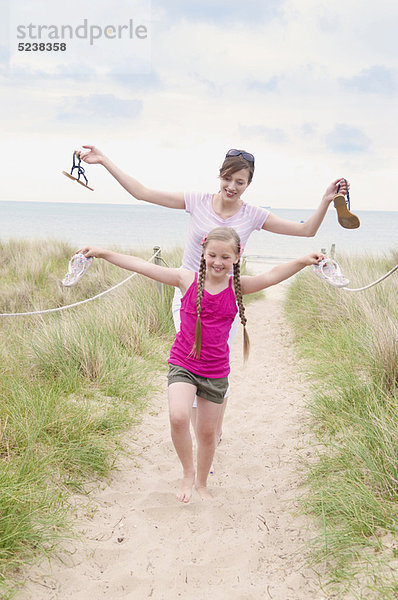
[62,253,93,287]
[314,258,349,288]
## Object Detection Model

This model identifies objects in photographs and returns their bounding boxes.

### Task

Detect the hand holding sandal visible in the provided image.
[62,253,93,287]
[333,179,360,229]
[314,258,349,288]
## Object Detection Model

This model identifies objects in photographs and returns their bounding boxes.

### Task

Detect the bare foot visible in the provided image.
[177,472,195,503]
[195,484,213,500]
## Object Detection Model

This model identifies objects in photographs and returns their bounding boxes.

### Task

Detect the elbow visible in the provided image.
[293,222,317,238]
[135,186,150,203]
[301,224,317,238]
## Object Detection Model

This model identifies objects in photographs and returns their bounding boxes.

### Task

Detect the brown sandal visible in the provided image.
[333,179,359,229]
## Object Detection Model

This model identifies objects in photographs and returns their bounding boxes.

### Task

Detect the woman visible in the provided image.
[76,145,348,447]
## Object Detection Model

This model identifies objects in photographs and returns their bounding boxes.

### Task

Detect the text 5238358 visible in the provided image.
[18,43,67,51]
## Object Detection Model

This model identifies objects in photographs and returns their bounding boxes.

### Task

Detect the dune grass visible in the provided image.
[0,239,261,598]
[285,249,398,598]
[0,239,179,598]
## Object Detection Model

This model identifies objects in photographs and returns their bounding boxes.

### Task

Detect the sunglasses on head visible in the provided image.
[225,149,255,164]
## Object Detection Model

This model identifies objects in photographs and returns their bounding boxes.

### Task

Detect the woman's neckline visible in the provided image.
[211,193,244,221]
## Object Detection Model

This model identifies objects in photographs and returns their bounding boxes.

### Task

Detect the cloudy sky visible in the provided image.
[1,0,397,210]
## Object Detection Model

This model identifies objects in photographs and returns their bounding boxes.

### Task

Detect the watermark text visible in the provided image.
[16,19,148,46]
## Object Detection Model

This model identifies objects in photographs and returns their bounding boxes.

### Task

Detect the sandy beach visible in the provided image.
[18,281,334,600]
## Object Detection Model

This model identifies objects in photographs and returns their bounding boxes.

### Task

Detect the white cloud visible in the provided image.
[341,66,398,96]
[57,94,143,121]
[0,0,397,211]
[108,71,162,91]
[239,125,288,144]
[325,124,370,154]
[317,7,340,32]
[246,77,280,93]
[1,62,96,83]
[151,0,285,24]
[0,44,9,63]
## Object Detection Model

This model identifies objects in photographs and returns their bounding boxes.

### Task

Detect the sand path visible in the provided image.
[19,283,330,600]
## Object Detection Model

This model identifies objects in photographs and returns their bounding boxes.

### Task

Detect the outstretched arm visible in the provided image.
[75,146,185,209]
[262,178,349,237]
[240,252,323,295]
[78,246,188,288]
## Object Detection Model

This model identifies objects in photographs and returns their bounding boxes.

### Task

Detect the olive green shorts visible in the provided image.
[167,363,228,404]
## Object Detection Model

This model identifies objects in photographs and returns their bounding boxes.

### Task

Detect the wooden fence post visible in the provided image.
[153,246,164,301]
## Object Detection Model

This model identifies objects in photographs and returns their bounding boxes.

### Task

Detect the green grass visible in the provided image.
[0,239,263,597]
[0,239,179,598]
[285,249,398,598]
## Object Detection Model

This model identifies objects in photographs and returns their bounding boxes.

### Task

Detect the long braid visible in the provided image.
[233,261,250,361]
[191,253,207,358]
[190,226,249,361]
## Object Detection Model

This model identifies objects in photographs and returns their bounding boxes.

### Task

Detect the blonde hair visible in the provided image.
[192,227,250,362]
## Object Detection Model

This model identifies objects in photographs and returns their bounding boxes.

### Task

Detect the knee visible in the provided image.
[169,411,190,431]
[197,425,216,446]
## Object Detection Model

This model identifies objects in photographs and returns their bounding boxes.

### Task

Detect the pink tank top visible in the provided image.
[168,273,238,378]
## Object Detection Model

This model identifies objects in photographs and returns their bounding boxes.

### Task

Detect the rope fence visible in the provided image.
[244,244,397,293]
[0,244,396,318]
[342,264,398,292]
[0,247,162,318]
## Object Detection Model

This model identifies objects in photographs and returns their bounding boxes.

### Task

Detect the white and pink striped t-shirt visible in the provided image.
[182,191,269,271]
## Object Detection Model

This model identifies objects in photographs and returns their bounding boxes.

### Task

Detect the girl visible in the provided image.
[78,227,324,503]
[76,145,349,443]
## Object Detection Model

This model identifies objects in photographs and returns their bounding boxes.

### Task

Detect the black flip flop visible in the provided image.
[62,153,94,191]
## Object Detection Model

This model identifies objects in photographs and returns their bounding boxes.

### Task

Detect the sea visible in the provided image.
[1,201,397,264]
